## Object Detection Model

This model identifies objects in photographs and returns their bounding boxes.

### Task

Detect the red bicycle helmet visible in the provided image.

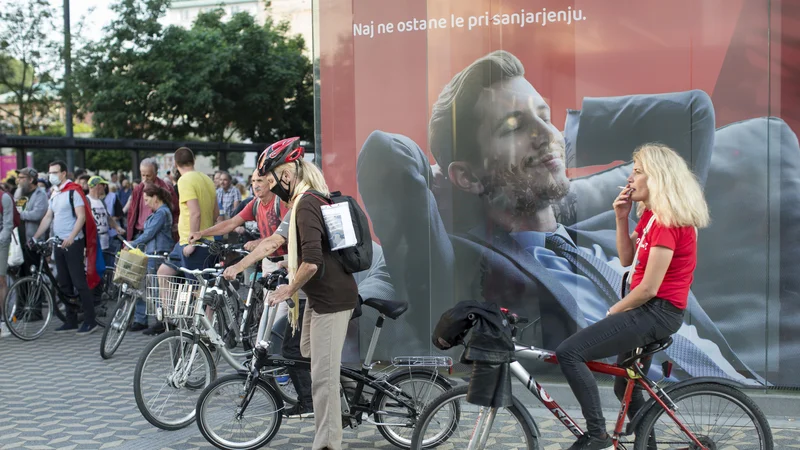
[257,137,304,176]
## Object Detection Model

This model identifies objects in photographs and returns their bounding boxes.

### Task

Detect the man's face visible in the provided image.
[78,179,89,191]
[221,174,231,190]
[468,76,570,214]
[250,171,271,201]
[214,172,221,188]
[140,164,156,184]
[122,180,129,189]
[18,174,32,191]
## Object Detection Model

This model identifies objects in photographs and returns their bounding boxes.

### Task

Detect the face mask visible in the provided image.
[82,188,89,195]
[270,172,292,203]
[49,174,61,186]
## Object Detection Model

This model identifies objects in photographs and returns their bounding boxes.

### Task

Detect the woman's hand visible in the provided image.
[613,185,634,220]
[269,284,294,306]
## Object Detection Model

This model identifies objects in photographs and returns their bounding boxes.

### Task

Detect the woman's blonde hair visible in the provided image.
[633,143,710,229]
[274,160,330,333]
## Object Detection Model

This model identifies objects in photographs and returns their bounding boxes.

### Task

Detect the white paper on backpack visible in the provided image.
[320,202,358,251]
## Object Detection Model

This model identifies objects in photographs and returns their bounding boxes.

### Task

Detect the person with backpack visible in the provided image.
[0,182,16,338]
[222,137,365,449]
[189,168,319,417]
[31,160,101,335]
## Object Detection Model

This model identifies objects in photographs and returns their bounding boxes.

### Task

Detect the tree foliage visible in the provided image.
[74,0,314,160]
[0,0,60,135]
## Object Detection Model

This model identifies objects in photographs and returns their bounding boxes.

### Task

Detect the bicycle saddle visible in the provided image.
[619,336,673,368]
[362,297,408,320]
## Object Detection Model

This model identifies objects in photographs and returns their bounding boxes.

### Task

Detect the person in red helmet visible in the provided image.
[225,137,359,449]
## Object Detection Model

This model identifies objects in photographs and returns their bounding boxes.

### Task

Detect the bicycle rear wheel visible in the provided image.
[100,292,135,359]
[373,368,454,449]
[410,384,538,450]
[3,276,54,341]
[634,382,773,450]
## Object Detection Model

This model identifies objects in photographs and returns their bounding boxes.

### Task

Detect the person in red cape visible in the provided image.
[60,181,101,290]
[32,161,101,334]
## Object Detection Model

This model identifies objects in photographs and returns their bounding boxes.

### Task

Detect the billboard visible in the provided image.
[314,0,800,388]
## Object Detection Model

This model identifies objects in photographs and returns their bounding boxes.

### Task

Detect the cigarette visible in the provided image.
[617,186,626,189]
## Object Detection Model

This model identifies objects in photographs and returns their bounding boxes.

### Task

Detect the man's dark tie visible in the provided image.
[545,233,622,304]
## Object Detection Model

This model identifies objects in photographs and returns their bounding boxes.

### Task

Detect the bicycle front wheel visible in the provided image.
[3,276,54,340]
[100,292,135,359]
[196,373,283,450]
[634,382,773,450]
[410,384,539,450]
[133,329,216,430]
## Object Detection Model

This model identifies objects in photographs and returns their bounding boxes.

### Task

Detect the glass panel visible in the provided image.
[315,0,798,389]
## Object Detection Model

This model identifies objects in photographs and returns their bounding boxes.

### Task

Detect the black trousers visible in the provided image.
[53,239,96,326]
[282,298,313,408]
[555,298,683,437]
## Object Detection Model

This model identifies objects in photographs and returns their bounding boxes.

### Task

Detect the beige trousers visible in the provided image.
[300,302,352,450]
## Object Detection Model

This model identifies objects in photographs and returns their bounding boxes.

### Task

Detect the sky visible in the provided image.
[52,0,116,42]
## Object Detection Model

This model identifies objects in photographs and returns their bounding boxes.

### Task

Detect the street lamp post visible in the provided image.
[64,0,75,173]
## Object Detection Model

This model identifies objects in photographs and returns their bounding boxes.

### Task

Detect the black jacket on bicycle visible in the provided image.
[433,300,515,408]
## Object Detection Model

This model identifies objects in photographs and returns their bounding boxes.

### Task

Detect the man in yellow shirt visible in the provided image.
[156,148,218,269]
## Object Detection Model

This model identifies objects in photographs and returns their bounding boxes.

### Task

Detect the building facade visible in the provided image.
[165,0,312,55]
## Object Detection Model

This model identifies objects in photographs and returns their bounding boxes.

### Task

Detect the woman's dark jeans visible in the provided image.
[555,298,684,437]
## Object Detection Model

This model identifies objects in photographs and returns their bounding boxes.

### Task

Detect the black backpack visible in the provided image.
[305,190,373,274]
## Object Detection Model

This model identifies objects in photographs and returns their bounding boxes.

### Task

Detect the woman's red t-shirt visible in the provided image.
[630,210,696,309]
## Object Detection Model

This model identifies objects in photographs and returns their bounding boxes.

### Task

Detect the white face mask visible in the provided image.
[48,174,61,186]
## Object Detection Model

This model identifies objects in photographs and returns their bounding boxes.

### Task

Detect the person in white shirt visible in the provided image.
[87,176,125,263]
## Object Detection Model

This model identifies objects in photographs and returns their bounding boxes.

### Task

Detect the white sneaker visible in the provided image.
[0,323,11,338]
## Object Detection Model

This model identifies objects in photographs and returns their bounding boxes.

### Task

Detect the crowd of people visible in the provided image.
[0,142,362,450]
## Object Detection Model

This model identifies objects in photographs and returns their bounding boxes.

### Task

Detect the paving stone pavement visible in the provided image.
[2,321,800,449]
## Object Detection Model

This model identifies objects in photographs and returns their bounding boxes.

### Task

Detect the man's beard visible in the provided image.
[480,164,570,216]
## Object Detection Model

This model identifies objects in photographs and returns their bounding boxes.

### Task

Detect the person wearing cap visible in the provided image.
[88,176,125,262]
[15,168,49,247]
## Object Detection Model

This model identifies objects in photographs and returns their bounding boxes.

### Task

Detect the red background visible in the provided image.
[316,0,799,196]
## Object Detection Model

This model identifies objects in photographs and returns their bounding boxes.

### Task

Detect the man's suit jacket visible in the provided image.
[357,130,761,383]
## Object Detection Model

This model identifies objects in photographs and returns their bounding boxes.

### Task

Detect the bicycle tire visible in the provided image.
[100,292,134,359]
[133,329,217,430]
[3,276,54,341]
[196,373,283,450]
[634,382,773,450]
[372,368,454,449]
[410,384,539,450]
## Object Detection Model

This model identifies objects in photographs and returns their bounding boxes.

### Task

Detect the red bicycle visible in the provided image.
[411,309,773,449]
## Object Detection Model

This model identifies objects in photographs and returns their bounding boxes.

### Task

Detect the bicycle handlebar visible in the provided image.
[114,236,168,259]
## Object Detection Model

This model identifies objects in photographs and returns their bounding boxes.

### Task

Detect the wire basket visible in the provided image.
[114,250,148,286]
[145,274,201,320]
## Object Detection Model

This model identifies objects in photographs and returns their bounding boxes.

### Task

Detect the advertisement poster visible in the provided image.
[315,0,800,388]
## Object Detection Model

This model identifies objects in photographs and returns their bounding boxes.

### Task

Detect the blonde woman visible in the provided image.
[223,137,358,450]
[555,144,710,450]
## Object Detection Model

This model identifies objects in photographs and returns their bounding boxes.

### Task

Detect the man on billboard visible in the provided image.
[357,50,761,385]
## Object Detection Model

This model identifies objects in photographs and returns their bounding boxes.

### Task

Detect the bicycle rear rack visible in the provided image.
[391,356,453,368]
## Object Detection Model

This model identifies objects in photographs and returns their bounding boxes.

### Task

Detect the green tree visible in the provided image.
[0,0,60,135]
[74,0,313,168]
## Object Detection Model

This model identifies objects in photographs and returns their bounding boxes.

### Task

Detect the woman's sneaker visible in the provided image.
[569,433,614,450]
[283,403,314,418]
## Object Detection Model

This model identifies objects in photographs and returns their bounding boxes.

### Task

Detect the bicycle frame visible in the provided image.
[467,344,709,450]
[241,295,447,427]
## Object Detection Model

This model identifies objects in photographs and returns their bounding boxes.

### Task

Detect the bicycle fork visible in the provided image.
[468,407,499,450]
